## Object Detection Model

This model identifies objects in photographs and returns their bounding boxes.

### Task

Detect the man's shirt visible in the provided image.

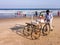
[45,13,53,21]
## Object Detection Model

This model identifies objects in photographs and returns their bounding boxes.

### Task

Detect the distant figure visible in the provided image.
[45,9,53,31]
[17,11,21,15]
[57,11,60,16]
[35,11,38,17]
[24,14,26,17]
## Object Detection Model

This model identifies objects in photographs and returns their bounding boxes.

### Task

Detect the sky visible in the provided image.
[0,0,60,8]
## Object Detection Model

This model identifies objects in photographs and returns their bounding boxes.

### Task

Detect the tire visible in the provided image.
[31,28,41,40]
[43,24,50,35]
[23,25,32,36]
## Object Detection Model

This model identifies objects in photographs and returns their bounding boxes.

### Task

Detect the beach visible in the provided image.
[0,17,60,45]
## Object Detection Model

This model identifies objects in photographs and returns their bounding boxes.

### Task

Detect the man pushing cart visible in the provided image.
[23,9,53,39]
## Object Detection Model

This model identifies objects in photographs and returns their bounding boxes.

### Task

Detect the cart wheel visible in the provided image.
[23,26,32,36]
[31,29,40,40]
[43,24,50,35]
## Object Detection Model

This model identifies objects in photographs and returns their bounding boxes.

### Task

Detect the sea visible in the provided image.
[0,9,60,18]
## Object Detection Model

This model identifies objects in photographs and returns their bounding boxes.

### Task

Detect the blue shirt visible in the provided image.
[45,13,53,21]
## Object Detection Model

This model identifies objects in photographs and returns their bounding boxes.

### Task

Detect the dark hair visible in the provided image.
[46,9,50,12]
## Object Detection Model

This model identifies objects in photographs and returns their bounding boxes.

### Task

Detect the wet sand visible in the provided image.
[0,17,60,45]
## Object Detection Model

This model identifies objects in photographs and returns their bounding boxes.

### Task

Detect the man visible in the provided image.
[45,9,53,31]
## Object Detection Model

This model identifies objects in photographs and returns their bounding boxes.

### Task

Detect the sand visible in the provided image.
[0,17,60,45]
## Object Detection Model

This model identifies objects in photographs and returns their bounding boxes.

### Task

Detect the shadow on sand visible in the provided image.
[10,24,35,40]
[9,24,49,40]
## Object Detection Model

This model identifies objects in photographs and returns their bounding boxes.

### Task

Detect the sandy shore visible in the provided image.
[0,17,60,45]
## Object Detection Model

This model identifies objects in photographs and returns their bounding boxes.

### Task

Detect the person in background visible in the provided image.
[58,11,60,16]
[45,9,53,31]
[35,11,38,17]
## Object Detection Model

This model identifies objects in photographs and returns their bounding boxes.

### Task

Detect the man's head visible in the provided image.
[46,9,50,15]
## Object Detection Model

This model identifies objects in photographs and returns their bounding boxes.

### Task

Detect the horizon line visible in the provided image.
[0,8,60,10]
